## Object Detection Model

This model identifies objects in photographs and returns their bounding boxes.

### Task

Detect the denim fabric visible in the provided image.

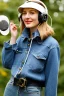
[4,80,19,96]
[2,28,60,96]
[4,80,42,96]
[19,86,42,96]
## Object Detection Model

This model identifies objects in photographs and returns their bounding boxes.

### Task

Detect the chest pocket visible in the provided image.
[29,46,49,73]
[32,44,49,60]
[29,53,48,73]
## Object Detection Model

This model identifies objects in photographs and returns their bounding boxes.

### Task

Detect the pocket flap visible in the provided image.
[32,53,47,60]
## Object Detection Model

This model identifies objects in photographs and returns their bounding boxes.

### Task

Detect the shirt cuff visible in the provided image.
[4,41,18,50]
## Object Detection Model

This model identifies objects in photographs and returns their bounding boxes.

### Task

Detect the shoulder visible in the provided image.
[42,36,60,49]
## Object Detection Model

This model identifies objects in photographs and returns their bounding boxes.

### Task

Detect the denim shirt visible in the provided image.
[2,28,60,96]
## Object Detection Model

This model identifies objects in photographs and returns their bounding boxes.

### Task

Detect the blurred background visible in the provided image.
[0,0,64,96]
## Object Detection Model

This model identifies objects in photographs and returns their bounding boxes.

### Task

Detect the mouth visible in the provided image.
[24,21,32,24]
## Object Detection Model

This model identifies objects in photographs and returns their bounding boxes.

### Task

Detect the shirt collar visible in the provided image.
[22,28,30,38]
[21,28,42,43]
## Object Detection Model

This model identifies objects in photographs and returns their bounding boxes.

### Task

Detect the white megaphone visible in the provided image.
[0,15,9,35]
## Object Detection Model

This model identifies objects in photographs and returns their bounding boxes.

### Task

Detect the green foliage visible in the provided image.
[0,0,64,96]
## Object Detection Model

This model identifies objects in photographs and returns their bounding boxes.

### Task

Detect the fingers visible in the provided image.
[10,21,17,31]
[9,21,18,38]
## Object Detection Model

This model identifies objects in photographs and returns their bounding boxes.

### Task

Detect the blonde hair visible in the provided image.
[37,22,54,39]
[20,21,54,40]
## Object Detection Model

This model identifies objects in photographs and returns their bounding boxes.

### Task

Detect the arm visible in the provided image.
[2,42,18,69]
[45,46,60,96]
[2,22,18,69]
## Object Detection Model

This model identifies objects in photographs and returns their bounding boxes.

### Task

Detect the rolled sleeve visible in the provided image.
[4,41,18,50]
[2,41,18,69]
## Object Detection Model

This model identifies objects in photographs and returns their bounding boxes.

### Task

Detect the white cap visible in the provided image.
[18,0,48,14]
[0,15,9,35]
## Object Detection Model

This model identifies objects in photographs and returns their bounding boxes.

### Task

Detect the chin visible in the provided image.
[25,24,34,28]
[25,25,32,28]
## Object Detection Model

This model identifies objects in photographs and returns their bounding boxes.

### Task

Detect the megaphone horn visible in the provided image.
[0,15,10,35]
[0,15,19,36]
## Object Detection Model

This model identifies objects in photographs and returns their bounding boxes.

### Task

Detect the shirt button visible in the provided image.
[16,50,18,53]
[19,68,22,70]
[22,60,24,64]
[37,56,40,59]
[28,38,31,42]
[28,44,30,46]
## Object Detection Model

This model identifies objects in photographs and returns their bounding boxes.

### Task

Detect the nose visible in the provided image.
[25,13,30,18]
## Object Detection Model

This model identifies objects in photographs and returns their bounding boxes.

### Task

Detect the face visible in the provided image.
[22,8,39,29]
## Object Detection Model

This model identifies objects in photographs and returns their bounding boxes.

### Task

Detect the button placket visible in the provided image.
[15,38,33,77]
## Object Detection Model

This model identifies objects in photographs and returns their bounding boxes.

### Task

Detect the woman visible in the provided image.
[2,0,60,96]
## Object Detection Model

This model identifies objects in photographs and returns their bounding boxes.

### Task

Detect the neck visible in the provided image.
[29,24,40,38]
[29,28,37,38]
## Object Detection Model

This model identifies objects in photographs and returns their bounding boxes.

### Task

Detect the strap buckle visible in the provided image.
[13,77,27,87]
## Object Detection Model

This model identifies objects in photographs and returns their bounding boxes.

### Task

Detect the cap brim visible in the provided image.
[18,2,47,14]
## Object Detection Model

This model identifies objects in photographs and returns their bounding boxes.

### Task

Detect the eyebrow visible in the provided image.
[22,9,38,12]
